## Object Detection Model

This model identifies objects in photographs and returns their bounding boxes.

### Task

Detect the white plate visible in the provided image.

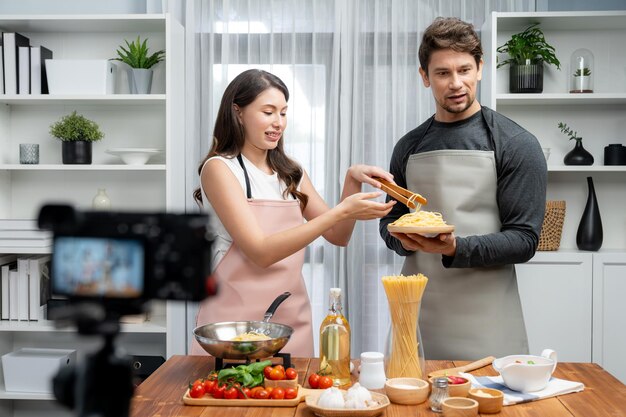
[106,148,162,165]
[387,224,455,237]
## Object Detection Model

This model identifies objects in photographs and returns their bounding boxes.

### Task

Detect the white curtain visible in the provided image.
[172,0,535,356]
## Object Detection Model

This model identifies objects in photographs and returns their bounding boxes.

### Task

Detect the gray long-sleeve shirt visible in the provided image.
[379,107,547,268]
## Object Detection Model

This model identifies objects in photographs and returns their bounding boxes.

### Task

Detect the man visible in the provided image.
[379,17,547,360]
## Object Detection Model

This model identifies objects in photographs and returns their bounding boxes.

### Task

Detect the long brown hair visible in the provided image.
[193,69,308,210]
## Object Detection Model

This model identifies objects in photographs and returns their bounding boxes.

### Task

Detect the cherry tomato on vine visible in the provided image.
[270,387,285,399]
[224,386,238,399]
[284,387,298,399]
[263,366,273,379]
[213,384,226,399]
[318,376,333,389]
[308,373,320,388]
[269,367,285,380]
[189,384,205,398]
[203,379,216,393]
[238,387,251,399]
[255,389,270,399]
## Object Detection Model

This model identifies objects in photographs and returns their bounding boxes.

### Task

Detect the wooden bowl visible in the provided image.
[384,377,429,405]
[429,376,471,398]
[468,388,504,414]
[441,397,479,417]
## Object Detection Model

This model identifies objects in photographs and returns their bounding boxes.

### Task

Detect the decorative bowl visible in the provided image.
[492,348,557,392]
[468,388,504,414]
[441,397,478,417]
[106,148,162,165]
[384,377,429,405]
[429,375,471,398]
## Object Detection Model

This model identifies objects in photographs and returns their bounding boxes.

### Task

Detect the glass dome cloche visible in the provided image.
[569,48,594,93]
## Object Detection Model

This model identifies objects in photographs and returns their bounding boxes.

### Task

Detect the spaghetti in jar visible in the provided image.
[382,274,428,379]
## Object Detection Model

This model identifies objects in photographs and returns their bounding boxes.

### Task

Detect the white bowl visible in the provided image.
[492,349,557,392]
[106,148,162,165]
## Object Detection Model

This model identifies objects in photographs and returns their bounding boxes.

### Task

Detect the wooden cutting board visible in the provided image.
[182,384,318,407]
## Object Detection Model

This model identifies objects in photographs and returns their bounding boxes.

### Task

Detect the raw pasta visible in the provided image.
[382,274,428,379]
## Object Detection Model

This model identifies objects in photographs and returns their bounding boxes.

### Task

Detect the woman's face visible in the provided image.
[236,87,288,152]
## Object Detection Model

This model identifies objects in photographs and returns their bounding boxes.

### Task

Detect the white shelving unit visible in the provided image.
[483,11,626,384]
[0,14,186,416]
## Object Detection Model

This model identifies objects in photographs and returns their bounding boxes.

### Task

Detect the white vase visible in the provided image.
[92,188,111,210]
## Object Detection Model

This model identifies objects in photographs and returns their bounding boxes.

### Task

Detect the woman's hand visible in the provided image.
[390,232,457,257]
[337,192,396,220]
[347,165,394,189]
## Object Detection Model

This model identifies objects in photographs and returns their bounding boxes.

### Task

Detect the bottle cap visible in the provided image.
[330,288,342,297]
[434,377,448,388]
[360,352,384,363]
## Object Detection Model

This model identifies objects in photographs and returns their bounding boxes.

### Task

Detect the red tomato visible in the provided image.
[212,384,226,399]
[249,386,264,398]
[269,368,285,380]
[308,373,320,388]
[318,376,333,389]
[270,387,285,400]
[203,379,216,393]
[189,384,205,398]
[255,389,269,399]
[265,386,274,396]
[224,386,238,399]
[263,366,273,379]
[238,387,251,399]
[192,379,203,389]
[285,368,297,380]
[274,365,285,373]
[284,387,298,399]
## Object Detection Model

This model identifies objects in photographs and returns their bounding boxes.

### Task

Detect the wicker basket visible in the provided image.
[537,201,566,251]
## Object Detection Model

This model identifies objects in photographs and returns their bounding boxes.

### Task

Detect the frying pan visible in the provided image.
[193,292,294,360]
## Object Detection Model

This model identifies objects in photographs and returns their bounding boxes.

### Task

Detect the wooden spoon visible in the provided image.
[428,356,495,378]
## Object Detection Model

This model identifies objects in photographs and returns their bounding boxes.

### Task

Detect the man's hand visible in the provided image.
[390,232,457,257]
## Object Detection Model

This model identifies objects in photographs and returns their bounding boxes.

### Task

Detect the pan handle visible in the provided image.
[263,292,291,322]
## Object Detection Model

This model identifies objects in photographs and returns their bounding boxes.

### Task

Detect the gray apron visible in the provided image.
[402,123,528,360]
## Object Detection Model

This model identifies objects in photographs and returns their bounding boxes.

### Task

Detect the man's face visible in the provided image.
[419,49,483,122]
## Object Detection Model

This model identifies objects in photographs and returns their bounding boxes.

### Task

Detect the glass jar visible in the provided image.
[92,188,111,209]
[569,48,594,93]
[429,377,449,413]
[383,298,426,379]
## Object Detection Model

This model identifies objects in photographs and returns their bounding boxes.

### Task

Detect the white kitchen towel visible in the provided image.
[460,372,585,405]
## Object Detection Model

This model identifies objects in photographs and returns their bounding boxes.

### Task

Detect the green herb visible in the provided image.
[217,360,272,388]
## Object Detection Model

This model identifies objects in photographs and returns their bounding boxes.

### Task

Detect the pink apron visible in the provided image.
[191,157,314,357]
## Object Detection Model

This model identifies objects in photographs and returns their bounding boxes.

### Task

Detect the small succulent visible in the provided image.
[573,67,591,77]
[113,36,165,69]
[50,111,104,142]
[558,122,582,143]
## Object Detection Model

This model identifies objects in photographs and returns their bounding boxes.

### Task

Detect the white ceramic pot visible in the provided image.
[492,349,557,392]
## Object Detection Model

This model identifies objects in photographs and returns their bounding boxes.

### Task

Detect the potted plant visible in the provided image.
[112,36,165,94]
[497,23,561,93]
[558,122,593,165]
[50,111,104,164]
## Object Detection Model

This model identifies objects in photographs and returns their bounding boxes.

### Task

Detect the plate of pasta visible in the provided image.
[387,211,454,236]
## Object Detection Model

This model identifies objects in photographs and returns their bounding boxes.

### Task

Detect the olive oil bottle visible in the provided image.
[319,287,351,387]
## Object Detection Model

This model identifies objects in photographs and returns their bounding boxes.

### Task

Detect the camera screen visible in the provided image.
[52,236,144,299]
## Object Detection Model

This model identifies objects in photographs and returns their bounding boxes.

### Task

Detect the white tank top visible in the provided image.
[200,155,296,272]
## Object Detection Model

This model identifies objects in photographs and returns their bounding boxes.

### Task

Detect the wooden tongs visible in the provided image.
[374,177,427,209]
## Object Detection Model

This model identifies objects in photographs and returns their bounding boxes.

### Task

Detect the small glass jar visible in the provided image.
[429,377,449,413]
[92,188,111,210]
[569,48,594,93]
[359,352,386,389]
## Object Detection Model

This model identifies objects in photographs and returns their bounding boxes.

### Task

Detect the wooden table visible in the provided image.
[130,356,626,416]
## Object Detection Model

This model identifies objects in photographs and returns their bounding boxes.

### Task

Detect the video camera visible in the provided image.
[37,204,216,417]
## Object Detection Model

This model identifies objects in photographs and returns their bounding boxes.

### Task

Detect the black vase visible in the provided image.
[509,63,543,93]
[564,140,594,165]
[576,176,603,251]
[62,141,92,164]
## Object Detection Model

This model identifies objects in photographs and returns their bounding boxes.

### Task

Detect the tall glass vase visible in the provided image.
[382,275,428,379]
[576,176,603,251]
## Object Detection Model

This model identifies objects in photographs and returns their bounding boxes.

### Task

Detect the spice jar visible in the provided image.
[359,352,386,389]
[429,376,449,413]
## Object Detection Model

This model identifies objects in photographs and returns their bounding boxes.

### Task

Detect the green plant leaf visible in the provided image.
[49,111,104,142]
[496,23,561,70]
[112,35,165,69]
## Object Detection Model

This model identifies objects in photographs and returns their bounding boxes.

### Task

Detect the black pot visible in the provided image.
[509,63,543,93]
[604,144,626,165]
[62,141,92,164]
[564,140,594,165]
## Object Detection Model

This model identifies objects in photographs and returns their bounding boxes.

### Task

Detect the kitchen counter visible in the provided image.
[130,355,626,416]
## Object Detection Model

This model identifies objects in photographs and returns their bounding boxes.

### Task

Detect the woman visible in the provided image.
[191,69,395,356]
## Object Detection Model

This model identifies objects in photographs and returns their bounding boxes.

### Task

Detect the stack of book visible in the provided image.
[0,31,53,95]
[0,254,51,321]
[0,220,53,250]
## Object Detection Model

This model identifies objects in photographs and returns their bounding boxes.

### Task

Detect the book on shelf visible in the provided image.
[0,34,4,94]
[18,46,30,94]
[8,270,18,320]
[2,32,30,95]
[17,258,29,320]
[30,46,53,95]
[0,255,18,320]
[29,255,51,321]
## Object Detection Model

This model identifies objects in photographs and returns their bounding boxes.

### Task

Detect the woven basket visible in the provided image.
[537,201,566,251]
